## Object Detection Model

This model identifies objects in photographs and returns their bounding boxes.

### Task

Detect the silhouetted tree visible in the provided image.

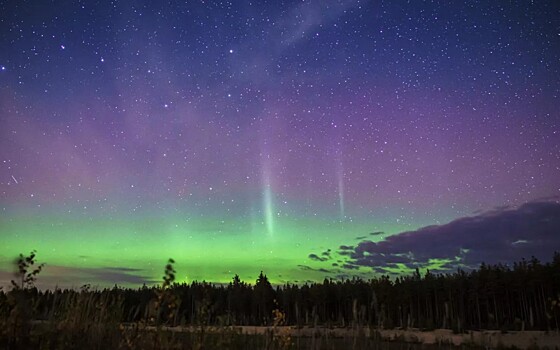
[253,271,275,324]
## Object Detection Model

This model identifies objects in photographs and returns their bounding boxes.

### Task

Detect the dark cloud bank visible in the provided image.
[344,201,560,273]
[0,265,156,289]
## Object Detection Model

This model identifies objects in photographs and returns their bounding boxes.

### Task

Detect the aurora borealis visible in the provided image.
[1,1,559,288]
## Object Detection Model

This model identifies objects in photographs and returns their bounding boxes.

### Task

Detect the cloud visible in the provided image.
[297,265,332,274]
[308,253,328,262]
[308,249,332,262]
[341,263,359,270]
[0,264,157,289]
[102,267,144,273]
[277,0,361,47]
[346,200,560,273]
[88,267,154,285]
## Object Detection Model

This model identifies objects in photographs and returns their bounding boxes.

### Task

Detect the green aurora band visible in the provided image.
[0,197,442,288]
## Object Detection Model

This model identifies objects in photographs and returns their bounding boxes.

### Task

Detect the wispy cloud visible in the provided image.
[277,0,362,47]
[308,253,328,262]
[297,264,333,274]
[0,264,157,289]
[308,249,333,262]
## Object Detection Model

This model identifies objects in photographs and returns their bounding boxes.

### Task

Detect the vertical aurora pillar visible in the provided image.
[261,156,275,236]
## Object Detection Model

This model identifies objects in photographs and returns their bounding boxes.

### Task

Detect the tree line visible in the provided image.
[2,253,560,332]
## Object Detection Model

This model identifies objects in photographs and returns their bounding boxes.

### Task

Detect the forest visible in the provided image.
[2,252,560,334]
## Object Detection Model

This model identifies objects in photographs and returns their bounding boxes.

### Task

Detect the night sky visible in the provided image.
[1,1,559,288]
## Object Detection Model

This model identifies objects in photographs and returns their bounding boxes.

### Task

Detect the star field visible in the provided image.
[1,1,559,287]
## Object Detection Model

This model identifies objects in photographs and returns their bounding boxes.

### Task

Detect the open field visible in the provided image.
[242,326,560,349]
[124,325,560,349]
[6,322,559,349]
